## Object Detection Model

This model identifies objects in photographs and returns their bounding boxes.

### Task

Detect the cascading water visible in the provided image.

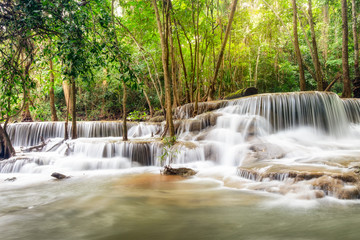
[6,121,161,147]
[2,91,360,200]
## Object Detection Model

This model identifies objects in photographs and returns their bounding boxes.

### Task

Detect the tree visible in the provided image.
[351,0,360,97]
[0,124,15,159]
[49,57,58,121]
[0,0,41,158]
[341,0,351,97]
[307,0,324,91]
[291,0,306,91]
[206,0,238,101]
[152,0,175,138]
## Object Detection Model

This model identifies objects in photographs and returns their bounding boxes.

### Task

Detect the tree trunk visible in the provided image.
[64,93,69,140]
[152,0,175,138]
[116,19,165,111]
[21,100,33,122]
[254,45,261,88]
[308,0,323,91]
[122,81,128,141]
[21,45,34,122]
[0,123,15,159]
[322,4,329,65]
[291,0,306,91]
[169,21,180,108]
[175,20,189,103]
[352,0,359,78]
[342,0,351,97]
[207,0,238,101]
[49,59,58,121]
[62,80,73,114]
[352,0,360,97]
[136,75,154,118]
[177,21,194,102]
[193,0,201,116]
[71,78,77,139]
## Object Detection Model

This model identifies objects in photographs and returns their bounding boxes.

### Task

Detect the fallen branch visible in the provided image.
[45,139,65,152]
[325,73,342,92]
[22,137,49,152]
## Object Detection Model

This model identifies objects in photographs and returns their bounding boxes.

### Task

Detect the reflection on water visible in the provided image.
[1,171,360,240]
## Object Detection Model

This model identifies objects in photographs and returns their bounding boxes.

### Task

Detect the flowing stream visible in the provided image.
[2,91,360,239]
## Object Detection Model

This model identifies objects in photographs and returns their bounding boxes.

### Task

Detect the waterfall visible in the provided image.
[342,98,360,123]
[2,91,360,177]
[6,121,162,147]
[223,91,349,136]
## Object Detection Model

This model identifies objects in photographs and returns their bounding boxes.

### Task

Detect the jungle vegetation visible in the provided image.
[0,0,359,147]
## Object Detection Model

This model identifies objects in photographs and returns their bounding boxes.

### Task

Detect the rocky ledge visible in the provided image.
[237,164,360,199]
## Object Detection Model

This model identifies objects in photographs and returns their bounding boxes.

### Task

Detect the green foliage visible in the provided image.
[128,110,147,121]
[158,136,178,166]
[1,0,358,122]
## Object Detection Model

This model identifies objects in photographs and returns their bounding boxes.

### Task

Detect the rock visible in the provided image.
[51,172,69,180]
[148,116,165,122]
[311,176,360,199]
[247,142,285,161]
[173,101,226,119]
[313,190,326,199]
[175,112,221,134]
[224,87,258,100]
[311,176,343,194]
[5,177,16,182]
[162,166,197,177]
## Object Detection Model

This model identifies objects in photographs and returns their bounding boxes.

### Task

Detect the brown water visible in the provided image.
[1,172,360,240]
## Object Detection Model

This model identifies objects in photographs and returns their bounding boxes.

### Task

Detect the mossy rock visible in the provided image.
[224,87,258,100]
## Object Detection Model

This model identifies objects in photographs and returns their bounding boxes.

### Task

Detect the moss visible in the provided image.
[224,89,244,100]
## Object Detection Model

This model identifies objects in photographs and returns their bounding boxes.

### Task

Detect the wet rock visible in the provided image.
[173,101,226,119]
[5,177,16,182]
[224,87,258,100]
[51,172,69,180]
[247,142,285,161]
[312,176,343,194]
[238,167,359,183]
[175,112,221,134]
[175,141,198,150]
[337,186,360,199]
[148,116,165,122]
[162,166,197,177]
[237,166,360,199]
[332,173,358,183]
[313,190,326,199]
[188,120,201,132]
[311,176,360,199]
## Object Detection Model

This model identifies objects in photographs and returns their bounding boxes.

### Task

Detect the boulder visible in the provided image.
[148,116,165,122]
[224,87,258,100]
[162,166,197,177]
[51,172,69,180]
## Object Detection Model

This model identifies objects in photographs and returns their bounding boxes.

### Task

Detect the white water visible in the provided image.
[2,91,360,202]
